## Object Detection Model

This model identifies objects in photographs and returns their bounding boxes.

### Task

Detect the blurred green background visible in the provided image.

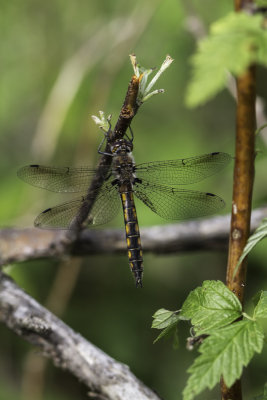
[1,0,267,399]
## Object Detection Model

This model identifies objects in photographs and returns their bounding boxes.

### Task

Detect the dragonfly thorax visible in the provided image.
[110,139,136,185]
[112,151,136,185]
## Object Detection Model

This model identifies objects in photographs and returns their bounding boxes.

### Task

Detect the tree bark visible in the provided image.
[0,271,163,400]
[1,208,266,267]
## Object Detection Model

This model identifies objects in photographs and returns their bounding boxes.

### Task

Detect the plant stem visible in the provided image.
[221,67,256,400]
[225,66,256,303]
[220,1,256,396]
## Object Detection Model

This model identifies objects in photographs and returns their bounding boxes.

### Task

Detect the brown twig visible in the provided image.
[65,74,141,239]
[221,1,256,399]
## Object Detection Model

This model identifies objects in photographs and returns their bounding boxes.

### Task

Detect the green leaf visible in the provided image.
[254,291,267,319]
[153,323,179,348]
[234,218,267,276]
[181,280,242,334]
[152,308,180,329]
[183,320,264,400]
[152,309,181,347]
[186,12,267,107]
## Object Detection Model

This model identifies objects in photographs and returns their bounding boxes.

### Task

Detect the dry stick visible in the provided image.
[220,6,256,400]
[65,75,140,240]
[21,258,82,400]
[2,207,267,266]
[0,271,163,400]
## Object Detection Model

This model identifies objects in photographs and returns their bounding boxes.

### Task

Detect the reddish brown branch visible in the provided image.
[112,75,140,139]
[226,66,256,300]
[221,66,256,399]
[221,2,256,399]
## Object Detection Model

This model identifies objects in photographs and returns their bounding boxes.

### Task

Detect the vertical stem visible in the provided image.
[221,1,256,397]
[220,19,256,400]
[226,67,256,302]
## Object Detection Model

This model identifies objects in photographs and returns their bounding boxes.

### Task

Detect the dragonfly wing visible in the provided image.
[87,180,120,226]
[135,152,231,185]
[17,165,111,193]
[134,181,225,220]
[34,179,120,228]
[34,198,84,228]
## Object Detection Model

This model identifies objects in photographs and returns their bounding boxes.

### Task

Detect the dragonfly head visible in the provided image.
[111,139,133,155]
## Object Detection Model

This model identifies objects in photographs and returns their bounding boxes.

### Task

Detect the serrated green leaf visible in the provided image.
[152,308,180,347]
[152,308,180,329]
[183,320,264,400]
[185,12,267,107]
[254,291,267,319]
[153,323,179,349]
[234,218,267,276]
[181,280,242,334]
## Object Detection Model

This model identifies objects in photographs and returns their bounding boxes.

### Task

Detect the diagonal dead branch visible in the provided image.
[66,74,141,238]
[0,271,163,400]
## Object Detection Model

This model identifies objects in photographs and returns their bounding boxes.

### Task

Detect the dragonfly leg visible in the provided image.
[126,125,134,142]
[98,120,113,156]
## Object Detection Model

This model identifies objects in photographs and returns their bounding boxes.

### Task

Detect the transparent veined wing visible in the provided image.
[135,152,231,186]
[34,178,120,228]
[134,181,225,220]
[17,164,111,193]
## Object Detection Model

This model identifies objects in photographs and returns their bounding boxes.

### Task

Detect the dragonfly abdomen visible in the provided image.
[120,189,143,288]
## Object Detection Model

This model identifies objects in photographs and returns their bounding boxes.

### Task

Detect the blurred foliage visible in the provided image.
[1,0,267,399]
[186,12,267,107]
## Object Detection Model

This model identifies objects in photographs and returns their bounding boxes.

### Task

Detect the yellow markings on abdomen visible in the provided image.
[120,189,144,287]
[121,192,127,204]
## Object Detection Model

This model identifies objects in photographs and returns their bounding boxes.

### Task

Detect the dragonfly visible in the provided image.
[18,137,231,287]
